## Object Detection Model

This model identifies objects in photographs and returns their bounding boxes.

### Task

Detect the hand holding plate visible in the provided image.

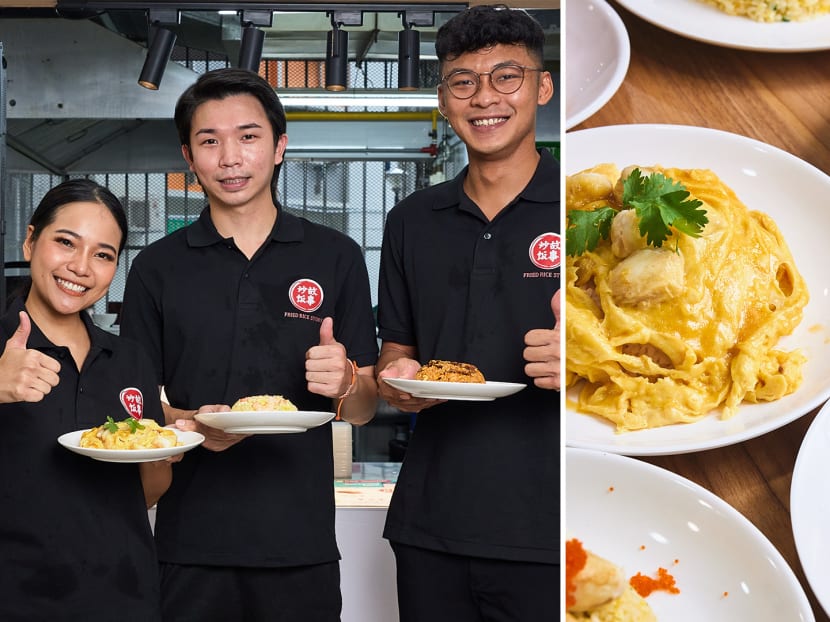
[377,358,446,413]
[176,404,248,451]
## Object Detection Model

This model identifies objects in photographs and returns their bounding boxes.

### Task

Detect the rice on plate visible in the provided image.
[700,0,830,21]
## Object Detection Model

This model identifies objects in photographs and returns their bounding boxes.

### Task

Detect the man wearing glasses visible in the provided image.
[375,4,560,621]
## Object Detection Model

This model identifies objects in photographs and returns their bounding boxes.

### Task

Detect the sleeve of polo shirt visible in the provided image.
[376,205,415,347]
[121,259,165,386]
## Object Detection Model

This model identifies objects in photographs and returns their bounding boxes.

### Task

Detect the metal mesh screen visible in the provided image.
[4,160,413,314]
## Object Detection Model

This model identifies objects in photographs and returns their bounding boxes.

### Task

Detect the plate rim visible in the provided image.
[565,0,631,129]
[565,123,830,455]
[381,377,527,400]
[567,123,830,178]
[198,409,336,417]
[57,427,205,462]
[614,0,830,52]
[194,409,336,432]
[567,447,816,620]
[791,400,830,616]
[223,425,309,434]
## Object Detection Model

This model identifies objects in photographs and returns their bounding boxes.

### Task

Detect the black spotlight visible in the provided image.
[237,10,272,73]
[398,26,420,91]
[325,23,349,92]
[238,25,265,72]
[138,10,179,91]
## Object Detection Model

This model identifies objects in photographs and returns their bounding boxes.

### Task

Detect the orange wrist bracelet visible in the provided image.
[338,359,359,400]
[336,359,359,421]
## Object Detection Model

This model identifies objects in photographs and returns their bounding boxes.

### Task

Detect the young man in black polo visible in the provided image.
[120,68,379,621]
[375,5,560,621]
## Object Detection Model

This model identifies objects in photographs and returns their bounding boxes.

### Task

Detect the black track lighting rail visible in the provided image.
[56,2,464,13]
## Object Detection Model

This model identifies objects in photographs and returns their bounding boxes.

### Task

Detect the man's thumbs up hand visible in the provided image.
[551,287,561,328]
[305,317,351,399]
[523,290,561,391]
[318,316,337,346]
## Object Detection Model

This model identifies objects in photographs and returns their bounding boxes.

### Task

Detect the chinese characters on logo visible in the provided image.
[529,232,560,270]
[119,387,144,420]
[289,278,325,313]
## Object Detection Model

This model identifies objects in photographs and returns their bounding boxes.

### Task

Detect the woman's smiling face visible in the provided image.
[23,200,121,318]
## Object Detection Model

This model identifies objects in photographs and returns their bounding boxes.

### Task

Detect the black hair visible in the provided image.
[174,68,287,203]
[29,178,128,254]
[12,178,128,305]
[435,4,545,68]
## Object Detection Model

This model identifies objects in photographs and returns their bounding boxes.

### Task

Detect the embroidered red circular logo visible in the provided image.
[120,387,144,420]
[529,232,561,270]
[289,278,324,313]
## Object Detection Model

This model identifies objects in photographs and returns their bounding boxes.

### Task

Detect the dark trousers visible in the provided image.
[159,561,342,622]
[391,542,559,622]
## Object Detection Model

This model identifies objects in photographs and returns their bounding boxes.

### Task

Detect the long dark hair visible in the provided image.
[174,68,287,204]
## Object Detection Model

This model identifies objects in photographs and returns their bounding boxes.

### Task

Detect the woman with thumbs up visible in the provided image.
[0,179,168,621]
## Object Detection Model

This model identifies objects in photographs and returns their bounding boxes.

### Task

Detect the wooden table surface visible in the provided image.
[568,4,830,620]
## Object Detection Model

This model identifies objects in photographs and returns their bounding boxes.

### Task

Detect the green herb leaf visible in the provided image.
[104,416,118,433]
[124,418,145,434]
[566,206,617,256]
[622,169,708,248]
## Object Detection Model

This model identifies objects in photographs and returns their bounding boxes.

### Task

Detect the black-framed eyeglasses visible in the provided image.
[440,64,543,100]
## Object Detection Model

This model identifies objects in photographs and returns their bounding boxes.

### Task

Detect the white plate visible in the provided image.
[57,428,204,463]
[615,0,830,52]
[566,124,830,455]
[194,410,335,434]
[382,378,526,401]
[791,400,830,617]
[567,448,814,621]
[565,0,630,129]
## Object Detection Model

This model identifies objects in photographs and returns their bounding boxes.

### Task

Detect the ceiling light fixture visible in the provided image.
[238,9,272,73]
[325,21,348,91]
[325,11,362,92]
[397,25,419,91]
[137,8,179,90]
[398,11,434,91]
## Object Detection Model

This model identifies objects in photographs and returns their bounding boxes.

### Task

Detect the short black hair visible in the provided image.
[435,4,545,68]
[174,68,287,200]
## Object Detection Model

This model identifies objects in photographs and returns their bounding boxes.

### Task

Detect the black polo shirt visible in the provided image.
[377,148,560,564]
[120,205,378,568]
[0,297,164,621]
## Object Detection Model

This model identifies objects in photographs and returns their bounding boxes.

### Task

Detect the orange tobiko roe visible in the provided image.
[565,538,588,607]
[630,567,680,598]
